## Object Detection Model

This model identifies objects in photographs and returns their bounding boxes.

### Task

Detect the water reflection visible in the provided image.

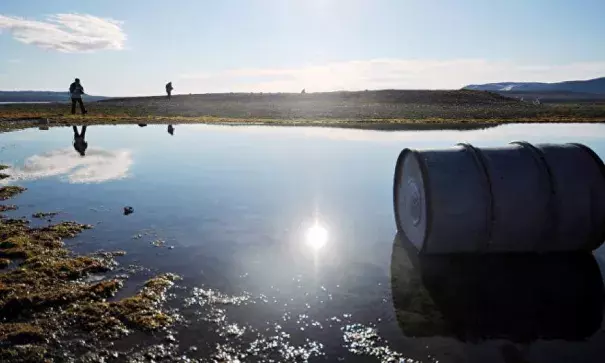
[2,147,132,184]
[72,126,88,156]
[391,232,605,342]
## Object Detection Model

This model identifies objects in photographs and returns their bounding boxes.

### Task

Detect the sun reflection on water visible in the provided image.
[305,223,328,251]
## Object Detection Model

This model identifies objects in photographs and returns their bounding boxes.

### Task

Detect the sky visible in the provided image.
[0,0,604,96]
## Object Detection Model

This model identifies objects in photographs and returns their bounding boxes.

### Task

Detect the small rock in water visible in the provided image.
[151,239,165,247]
[169,246,175,250]
[124,206,134,215]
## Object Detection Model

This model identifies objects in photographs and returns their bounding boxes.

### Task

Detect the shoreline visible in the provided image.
[1,89,604,133]
[2,115,605,134]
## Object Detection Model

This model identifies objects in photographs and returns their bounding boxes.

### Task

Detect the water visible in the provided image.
[1,123,605,362]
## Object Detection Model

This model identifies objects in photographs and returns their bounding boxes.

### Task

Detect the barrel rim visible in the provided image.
[393,148,431,254]
[568,143,605,251]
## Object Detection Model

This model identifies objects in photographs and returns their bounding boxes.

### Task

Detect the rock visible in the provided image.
[123,206,134,215]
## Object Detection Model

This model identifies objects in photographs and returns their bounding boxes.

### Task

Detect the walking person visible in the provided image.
[69,78,87,115]
[166,82,173,100]
[72,126,88,156]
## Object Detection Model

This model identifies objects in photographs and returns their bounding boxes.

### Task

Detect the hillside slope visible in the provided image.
[464,77,605,95]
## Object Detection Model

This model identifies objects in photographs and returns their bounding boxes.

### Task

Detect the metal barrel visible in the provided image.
[393,142,605,254]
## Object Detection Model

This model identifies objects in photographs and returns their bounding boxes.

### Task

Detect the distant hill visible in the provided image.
[464,77,605,97]
[0,91,108,103]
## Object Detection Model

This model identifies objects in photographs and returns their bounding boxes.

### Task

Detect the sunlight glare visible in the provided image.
[305,224,328,251]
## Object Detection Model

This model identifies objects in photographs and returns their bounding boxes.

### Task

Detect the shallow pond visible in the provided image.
[1,123,605,362]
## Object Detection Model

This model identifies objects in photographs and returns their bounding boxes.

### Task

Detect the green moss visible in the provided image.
[31,212,59,219]
[0,344,48,363]
[0,186,26,201]
[40,221,92,238]
[0,204,17,212]
[22,255,109,279]
[0,323,46,344]
[69,273,180,337]
[0,165,9,171]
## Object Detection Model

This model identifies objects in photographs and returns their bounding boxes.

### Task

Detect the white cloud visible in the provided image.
[0,13,126,53]
[179,59,605,92]
[2,148,132,184]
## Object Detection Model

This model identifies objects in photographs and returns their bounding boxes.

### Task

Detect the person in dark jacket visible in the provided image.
[166,82,173,99]
[72,126,88,156]
[69,78,87,115]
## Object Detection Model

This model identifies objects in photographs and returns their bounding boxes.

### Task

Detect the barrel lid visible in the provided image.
[393,149,429,252]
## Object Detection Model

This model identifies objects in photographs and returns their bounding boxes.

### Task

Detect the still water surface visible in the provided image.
[1,124,605,362]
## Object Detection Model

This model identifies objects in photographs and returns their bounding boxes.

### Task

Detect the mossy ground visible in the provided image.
[0,205,17,212]
[0,186,26,201]
[0,171,179,361]
[31,212,59,220]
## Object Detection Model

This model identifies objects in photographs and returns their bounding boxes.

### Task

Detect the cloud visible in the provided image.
[179,59,605,92]
[7,59,20,63]
[0,13,126,52]
[2,148,132,184]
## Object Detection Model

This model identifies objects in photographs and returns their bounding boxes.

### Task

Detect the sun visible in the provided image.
[305,224,329,251]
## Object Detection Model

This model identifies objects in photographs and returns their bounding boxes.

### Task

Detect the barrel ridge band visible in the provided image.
[568,143,605,251]
[510,141,556,253]
[457,143,494,252]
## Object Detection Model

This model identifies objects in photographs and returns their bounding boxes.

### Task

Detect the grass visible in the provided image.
[1,90,604,133]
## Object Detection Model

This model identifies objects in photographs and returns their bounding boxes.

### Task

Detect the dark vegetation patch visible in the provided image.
[0,186,26,201]
[0,205,17,212]
[31,212,59,220]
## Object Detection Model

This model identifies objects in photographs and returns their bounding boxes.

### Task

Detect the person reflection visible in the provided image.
[167,124,174,136]
[72,126,88,156]
[390,232,604,343]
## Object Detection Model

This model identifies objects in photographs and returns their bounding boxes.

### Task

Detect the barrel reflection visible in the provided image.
[391,232,605,342]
